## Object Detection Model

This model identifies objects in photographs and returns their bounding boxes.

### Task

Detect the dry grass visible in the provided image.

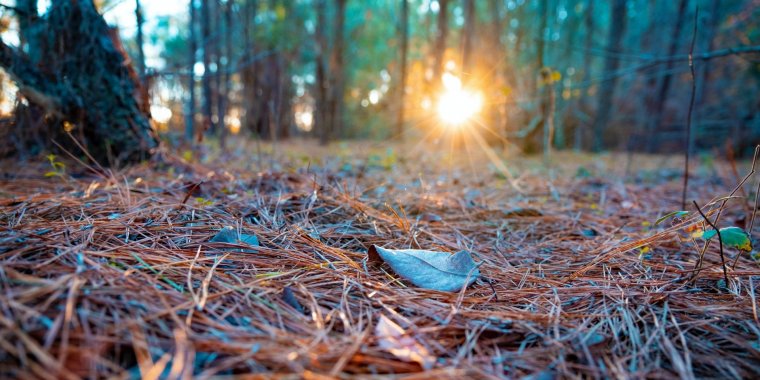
[1,142,759,379]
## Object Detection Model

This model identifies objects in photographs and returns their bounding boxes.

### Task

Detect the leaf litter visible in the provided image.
[0,148,759,378]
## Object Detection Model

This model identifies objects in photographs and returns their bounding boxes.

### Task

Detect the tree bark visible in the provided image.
[0,0,156,164]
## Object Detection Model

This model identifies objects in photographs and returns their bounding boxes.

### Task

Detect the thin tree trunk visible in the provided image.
[200,0,214,136]
[17,0,39,59]
[211,0,221,138]
[591,0,628,152]
[315,0,329,145]
[394,0,409,141]
[186,0,197,144]
[242,0,258,137]
[329,0,346,140]
[577,0,594,150]
[432,0,449,88]
[135,0,146,79]
[694,0,720,121]
[636,0,660,152]
[536,0,548,73]
[461,0,475,78]
[537,0,549,155]
[219,0,232,150]
[487,0,506,142]
[646,0,689,152]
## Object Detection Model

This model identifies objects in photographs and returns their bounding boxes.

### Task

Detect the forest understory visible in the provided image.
[1,142,759,379]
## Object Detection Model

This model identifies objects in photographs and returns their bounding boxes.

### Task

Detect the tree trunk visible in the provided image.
[185,0,197,144]
[394,0,409,141]
[328,0,346,140]
[694,0,720,119]
[315,0,330,145]
[242,0,259,138]
[636,0,660,152]
[461,0,475,78]
[17,0,40,60]
[577,0,594,150]
[432,0,449,89]
[536,0,548,73]
[537,0,549,155]
[0,0,156,164]
[211,0,221,138]
[217,0,231,150]
[646,0,689,152]
[135,0,146,79]
[200,0,214,136]
[591,0,627,152]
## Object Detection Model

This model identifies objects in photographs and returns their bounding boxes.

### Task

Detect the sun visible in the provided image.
[436,73,483,127]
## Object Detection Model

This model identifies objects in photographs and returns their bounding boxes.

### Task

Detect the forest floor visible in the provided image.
[1,140,759,379]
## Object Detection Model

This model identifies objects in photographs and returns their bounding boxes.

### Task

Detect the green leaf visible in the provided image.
[698,226,752,252]
[654,210,689,226]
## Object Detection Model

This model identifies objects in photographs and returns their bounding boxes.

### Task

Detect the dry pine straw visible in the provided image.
[0,152,759,379]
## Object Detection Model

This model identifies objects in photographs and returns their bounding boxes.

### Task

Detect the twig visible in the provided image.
[749,177,760,235]
[711,145,760,226]
[682,7,698,210]
[693,200,729,286]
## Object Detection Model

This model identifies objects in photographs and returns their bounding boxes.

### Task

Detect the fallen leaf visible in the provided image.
[210,226,259,252]
[696,226,752,251]
[281,286,305,314]
[375,315,434,370]
[368,245,480,292]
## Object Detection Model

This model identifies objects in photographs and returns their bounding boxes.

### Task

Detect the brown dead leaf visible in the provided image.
[374,314,434,370]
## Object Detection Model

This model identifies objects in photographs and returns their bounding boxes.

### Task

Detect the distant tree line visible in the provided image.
[1,0,759,162]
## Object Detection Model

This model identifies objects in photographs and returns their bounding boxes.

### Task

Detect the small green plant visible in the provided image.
[195,197,214,207]
[44,154,66,178]
[655,202,755,286]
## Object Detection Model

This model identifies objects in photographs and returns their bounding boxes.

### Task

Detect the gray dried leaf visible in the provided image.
[368,245,480,292]
[210,226,259,252]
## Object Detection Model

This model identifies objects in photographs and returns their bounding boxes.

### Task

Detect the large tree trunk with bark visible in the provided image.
[0,0,156,164]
